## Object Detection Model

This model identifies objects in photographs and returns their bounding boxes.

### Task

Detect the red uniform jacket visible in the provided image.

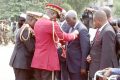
[31,18,75,71]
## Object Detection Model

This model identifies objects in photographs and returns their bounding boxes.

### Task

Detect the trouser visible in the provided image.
[69,72,81,80]
[34,69,57,80]
[56,71,61,80]
[61,61,69,80]
[13,68,33,80]
[89,77,91,80]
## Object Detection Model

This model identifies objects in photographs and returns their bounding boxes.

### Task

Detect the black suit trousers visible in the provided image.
[13,68,33,80]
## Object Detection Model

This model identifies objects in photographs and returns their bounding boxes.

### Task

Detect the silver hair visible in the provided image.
[65,10,77,19]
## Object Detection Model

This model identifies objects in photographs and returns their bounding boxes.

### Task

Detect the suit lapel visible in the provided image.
[67,23,80,47]
[99,23,108,36]
[91,23,108,48]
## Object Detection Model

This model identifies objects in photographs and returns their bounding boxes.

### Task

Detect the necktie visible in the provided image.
[91,29,100,47]
[95,29,100,41]
[68,27,74,45]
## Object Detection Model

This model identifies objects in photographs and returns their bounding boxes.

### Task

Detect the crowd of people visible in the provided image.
[0,20,12,45]
[9,3,120,80]
[0,13,26,45]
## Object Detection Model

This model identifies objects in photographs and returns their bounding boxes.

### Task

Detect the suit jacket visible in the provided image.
[61,21,70,33]
[89,23,119,78]
[9,26,35,69]
[66,21,90,73]
[116,32,120,60]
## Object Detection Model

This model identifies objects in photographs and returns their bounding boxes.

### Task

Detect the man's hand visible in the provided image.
[103,68,112,77]
[86,55,91,63]
[98,68,112,80]
[72,30,79,39]
[80,69,87,75]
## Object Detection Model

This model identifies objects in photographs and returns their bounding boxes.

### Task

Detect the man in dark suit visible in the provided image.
[87,10,119,80]
[9,11,43,80]
[65,10,90,80]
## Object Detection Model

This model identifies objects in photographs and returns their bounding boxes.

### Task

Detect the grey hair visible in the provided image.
[65,10,77,19]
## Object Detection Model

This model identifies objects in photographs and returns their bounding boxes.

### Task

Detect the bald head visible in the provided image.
[93,10,107,28]
[94,10,107,22]
[101,6,112,20]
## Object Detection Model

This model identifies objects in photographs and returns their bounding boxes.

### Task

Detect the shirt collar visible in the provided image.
[99,22,108,32]
[60,20,66,27]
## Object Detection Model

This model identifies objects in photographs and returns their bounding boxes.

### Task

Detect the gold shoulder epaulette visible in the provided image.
[20,24,31,41]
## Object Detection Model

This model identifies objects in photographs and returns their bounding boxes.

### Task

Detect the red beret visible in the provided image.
[46,3,63,15]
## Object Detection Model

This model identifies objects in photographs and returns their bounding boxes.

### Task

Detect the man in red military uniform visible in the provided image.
[31,3,79,80]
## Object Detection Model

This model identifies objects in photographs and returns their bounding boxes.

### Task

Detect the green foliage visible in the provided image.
[114,0,120,17]
[3,0,120,20]
[60,3,73,11]
[0,0,96,19]
[65,0,96,14]
[0,0,45,20]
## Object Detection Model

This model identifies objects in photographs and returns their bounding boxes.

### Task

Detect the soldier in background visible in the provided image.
[0,20,15,45]
[4,21,10,45]
[12,13,26,36]
[10,21,17,44]
[13,13,26,43]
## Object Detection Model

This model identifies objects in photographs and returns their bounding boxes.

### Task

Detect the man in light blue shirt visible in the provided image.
[111,68,120,75]
[102,68,120,80]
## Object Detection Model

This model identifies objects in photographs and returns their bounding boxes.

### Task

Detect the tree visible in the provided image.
[0,0,97,19]
[0,0,45,20]
[113,0,120,17]
[60,3,73,11]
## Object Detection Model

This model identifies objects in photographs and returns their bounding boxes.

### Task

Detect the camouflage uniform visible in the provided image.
[2,24,10,45]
